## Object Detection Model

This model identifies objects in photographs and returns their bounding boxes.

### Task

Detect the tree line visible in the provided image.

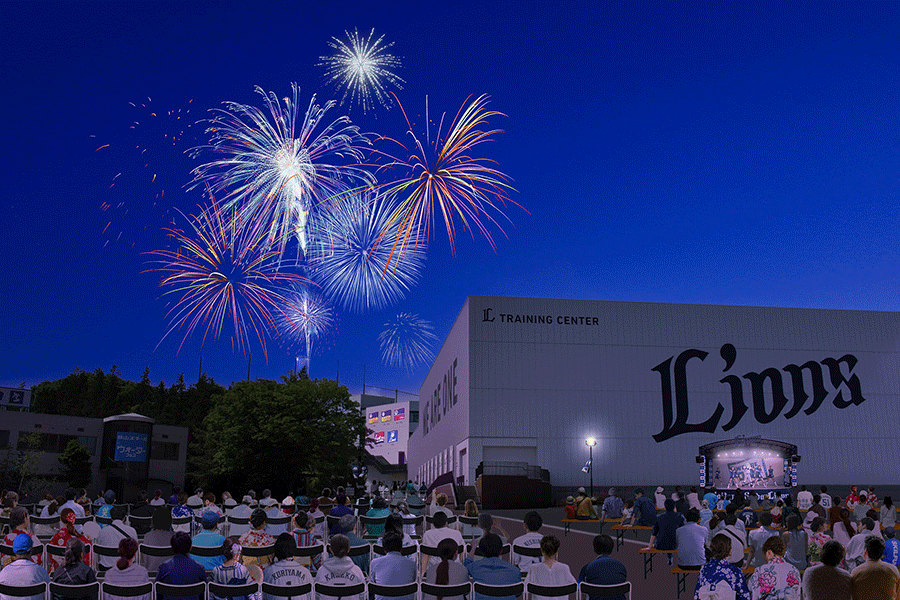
[21,366,365,496]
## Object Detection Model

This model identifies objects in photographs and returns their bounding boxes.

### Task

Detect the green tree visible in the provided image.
[201,372,363,494]
[58,439,92,489]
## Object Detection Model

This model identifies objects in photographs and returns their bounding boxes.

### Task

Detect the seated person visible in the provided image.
[464,533,522,600]
[578,534,627,600]
[262,532,313,600]
[512,511,543,574]
[631,489,657,527]
[369,531,417,600]
[675,508,707,571]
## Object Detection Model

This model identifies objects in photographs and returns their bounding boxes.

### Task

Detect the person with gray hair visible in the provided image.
[339,514,370,574]
[601,488,623,521]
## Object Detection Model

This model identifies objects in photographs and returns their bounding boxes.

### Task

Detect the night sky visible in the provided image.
[3,2,899,395]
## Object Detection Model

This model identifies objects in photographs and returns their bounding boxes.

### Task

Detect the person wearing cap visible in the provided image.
[0,533,50,600]
[191,510,227,569]
[654,487,667,510]
[95,489,117,526]
[96,504,138,570]
[1,507,42,567]
[564,496,576,520]
[238,508,275,569]
[601,488,624,521]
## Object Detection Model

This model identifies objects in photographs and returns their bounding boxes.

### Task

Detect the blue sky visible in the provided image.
[2,1,899,395]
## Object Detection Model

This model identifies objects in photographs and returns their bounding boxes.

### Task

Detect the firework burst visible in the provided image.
[375,94,521,260]
[306,193,425,313]
[189,83,374,259]
[378,313,439,371]
[278,286,334,368]
[319,28,405,113]
[145,200,308,360]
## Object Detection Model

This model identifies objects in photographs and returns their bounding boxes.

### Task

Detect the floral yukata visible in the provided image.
[694,559,751,600]
[747,556,800,600]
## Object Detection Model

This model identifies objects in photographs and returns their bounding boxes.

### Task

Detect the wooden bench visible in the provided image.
[638,547,676,578]
[670,565,754,599]
[600,517,623,533]
[611,524,653,550]
[561,518,600,536]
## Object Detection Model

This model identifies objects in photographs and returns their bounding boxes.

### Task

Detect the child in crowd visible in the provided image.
[564,497,576,520]
[621,499,634,524]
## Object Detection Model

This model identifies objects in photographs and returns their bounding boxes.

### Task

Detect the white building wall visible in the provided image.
[410,296,900,489]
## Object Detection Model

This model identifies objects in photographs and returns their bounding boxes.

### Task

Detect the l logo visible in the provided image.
[482,308,495,322]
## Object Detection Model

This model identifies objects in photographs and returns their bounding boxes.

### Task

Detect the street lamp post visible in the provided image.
[585,437,597,498]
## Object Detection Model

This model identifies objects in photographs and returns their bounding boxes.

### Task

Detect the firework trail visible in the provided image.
[278,286,334,369]
[374,94,521,260]
[378,313,439,371]
[189,83,374,259]
[144,199,308,360]
[96,97,199,249]
[305,193,425,312]
[319,28,405,113]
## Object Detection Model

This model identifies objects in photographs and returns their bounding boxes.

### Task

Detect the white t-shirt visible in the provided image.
[512,532,543,572]
[422,527,465,568]
[524,561,576,600]
[797,491,814,510]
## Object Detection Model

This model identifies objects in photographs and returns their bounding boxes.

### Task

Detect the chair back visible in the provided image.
[367,583,418,598]
[101,581,153,597]
[0,543,44,561]
[74,516,91,527]
[262,581,313,598]
[457,516,478,527]
[292,543,325,558]
[209,581,261,597]
[96,516,113,527]
[189,544,223,558]
[48,542,89,560]
[48,581,100,599]
[527,583,577,598]
[473,582,524,598]
[512,544,543,558]
[314,581,365,598]
[154,581,207,597]
[0,583,46,597]
[579,582,631,599]
[92,543,121,568]
[425,515,458,525]
[138,543,174,561]
[372,544,418,557]
[421,582,472,598]
[240,544,275,558]
[326,543,371,558]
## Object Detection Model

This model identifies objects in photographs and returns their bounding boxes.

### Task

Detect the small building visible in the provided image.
[352,393,419,488]
[0,410,187,501]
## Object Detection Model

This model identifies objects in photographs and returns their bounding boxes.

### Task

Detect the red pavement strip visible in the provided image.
[493,516,698,600]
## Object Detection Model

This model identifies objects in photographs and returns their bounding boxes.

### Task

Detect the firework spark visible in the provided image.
[190,83,374,258]
[145,200,307,360]
[375,94,521,260]
[378,313,439,371]
[278,286,334,368]
[319,28,405,113]
[306,193,425,312]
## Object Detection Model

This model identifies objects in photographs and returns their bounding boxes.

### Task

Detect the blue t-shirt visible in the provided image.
[578,555,627,600]
[634,496,657,526]
[652,511,685,551]
[884,538,900,566]
[191,531,226,569]
[464,556,522,600]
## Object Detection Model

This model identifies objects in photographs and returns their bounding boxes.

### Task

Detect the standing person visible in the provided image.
[315,534,365,600]
[423,538,469,600]
[881,497,896,529]
[747,535,801,600]
[369,531,417,600]
[797,485,814,511]
[156,532,207,600]
[0,534,50,600]
[830,496,846,528]
[802,540,851,600]
[687,487,701,511]
[694,533,751,600]
[210,537,253,600]
[782,514,808,572]
[654,487,667,510]
[50,538,98,593]
[850,536,900,600]
[524,535,576,600]
[645,499,684,566]
[675,509,707,571]
[262,533,313,600]
[464,533,521,600]
[511,511,544,574]
[104,538,150,600]
[819,486,832,510]
[48,508,91,572]
[238,508,275,570]
[578,534,627,600]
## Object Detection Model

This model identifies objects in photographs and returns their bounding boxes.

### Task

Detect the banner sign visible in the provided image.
[368,411,378,424]
[387,430,398,443]
[0,387,31,409]
[114,432,148,462]
[394,408,405,421]
[374,431,385,445]
[381,410,391,422]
